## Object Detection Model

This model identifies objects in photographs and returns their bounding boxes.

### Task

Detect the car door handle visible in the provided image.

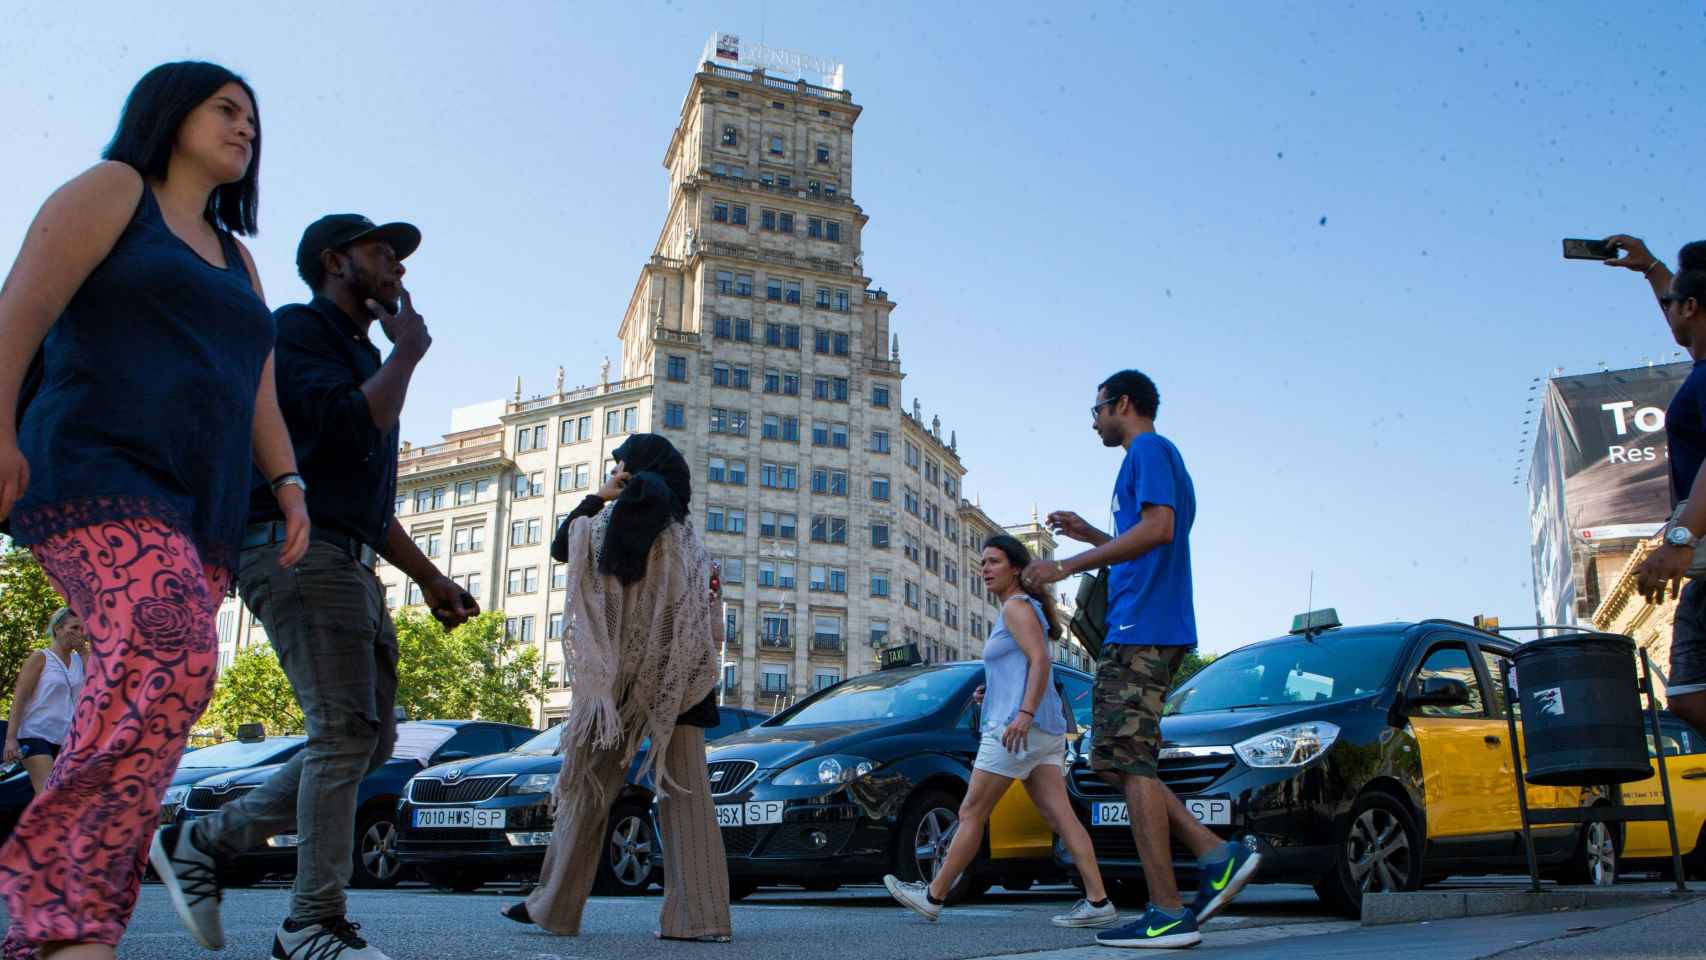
[1484,735,1502,746]
[1682,768,1706,780]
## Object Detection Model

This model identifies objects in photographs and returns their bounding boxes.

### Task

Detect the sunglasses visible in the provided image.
[1662,294,1695,309]
[1090,398,1119,420]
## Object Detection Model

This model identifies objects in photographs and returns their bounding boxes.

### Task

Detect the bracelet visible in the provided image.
[1018,709,1035,717]
[1646,261,1664,278]
[269,471,303,490]
[271,473,307,495]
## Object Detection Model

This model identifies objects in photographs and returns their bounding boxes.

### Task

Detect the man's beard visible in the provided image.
[354,264,398,315]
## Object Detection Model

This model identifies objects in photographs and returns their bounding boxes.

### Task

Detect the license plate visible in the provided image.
[1091,798,1231,827]
[715,801,785,828]
[412,808,506,829]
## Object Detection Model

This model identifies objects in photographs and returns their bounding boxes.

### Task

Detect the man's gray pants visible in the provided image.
[192,540,399,923]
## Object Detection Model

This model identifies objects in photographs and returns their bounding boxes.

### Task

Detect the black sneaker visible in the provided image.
[148,823,224,950]
[272,916,391,959]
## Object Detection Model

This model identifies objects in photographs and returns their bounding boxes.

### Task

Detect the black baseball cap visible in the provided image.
[295,214,421,277]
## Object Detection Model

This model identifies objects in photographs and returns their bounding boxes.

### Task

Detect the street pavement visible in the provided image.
[4,878,1693,959]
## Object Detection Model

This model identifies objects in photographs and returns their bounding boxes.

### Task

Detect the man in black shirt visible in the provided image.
[152,215,475,960]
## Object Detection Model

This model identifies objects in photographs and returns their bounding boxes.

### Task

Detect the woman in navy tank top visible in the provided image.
[0,62,309,959]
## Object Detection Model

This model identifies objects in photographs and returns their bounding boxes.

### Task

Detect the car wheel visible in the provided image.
[1556,817,1619,886]
[593,802,659,896]
[418,865,486,893]
[892,789,982,904]
[1315,791,1422,916]
[350,809,403,889]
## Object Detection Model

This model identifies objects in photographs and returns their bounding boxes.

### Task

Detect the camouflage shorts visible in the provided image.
[1090,645,1188,778]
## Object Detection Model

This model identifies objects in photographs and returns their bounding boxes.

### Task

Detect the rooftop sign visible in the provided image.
[703,32,846,91]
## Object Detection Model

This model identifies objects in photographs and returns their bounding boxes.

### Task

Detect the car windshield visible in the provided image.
[179,736,305,769]
[516,726,564,755]
[1165,631,1406,716]
[776,665,975,726]
[392,723,458,763]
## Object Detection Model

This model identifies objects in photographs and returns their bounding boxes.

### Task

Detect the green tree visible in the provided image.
[1176,652,1216,685]
[393,609,542,725]
[0,546,66,715]
[203,645,305,736]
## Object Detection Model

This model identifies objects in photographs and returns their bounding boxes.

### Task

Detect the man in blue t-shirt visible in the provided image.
[1025,370,1259,948]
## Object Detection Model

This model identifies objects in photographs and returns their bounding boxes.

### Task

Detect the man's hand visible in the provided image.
[1637,543,1692,604]
[597,469,631,502]
[423,575,479,629]
[1021,558,1068,591]
[0,442,30,523]
[3,738,18,764]
[275,484,310,568]
[367,287,431,360]
[1604,235,1656,274]
[1046,510,1098,544]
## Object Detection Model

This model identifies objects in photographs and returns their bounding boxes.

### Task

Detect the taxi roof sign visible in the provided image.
[879,643,923,670]
[1289,608,1341,635]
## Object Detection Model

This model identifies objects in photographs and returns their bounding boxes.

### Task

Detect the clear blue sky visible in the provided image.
[4,2,1701,654]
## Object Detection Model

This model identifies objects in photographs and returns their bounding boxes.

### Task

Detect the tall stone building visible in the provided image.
[213,42,1090,728]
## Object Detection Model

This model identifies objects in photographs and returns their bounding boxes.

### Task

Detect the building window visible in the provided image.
[723,125,739,146]
[872,385,890,408]
[713,363,730,387]
[732,366,750,389]
[734,317,752,340]
[816,144,831,164]
[727,509,746,534]
[762,210,778,233]
[784,324,801,348]
[905,580,920,609]
[761,666,789,694]
[706,507,725,532]
[870,475,891,501]
[810,515,847,544]
[769,135,784,156]
[783,373,800,395]
[552,562,567,590]
[833,333,849,356]
[870,430,891,454]
[713,200,729,223]
[814,671,841,691]
[834,288,850,312]
[721,557,744,584]
[713,316,732,339]
[548,613,565,639]
[452,525,484,554]
[871,570,891,597]
[826,221,841,243]
[606,410,620,435]
[785,280,801,303]
[666,355,688,382]
[871,523,890,548]
[736,273,754,296]
[731,204,747,225]
[716,270,732,294]
[765,322,782,347]
[871,620,890,648]
[808,218,822,239]
[814,330,831,354]
[779,213,794,234]
[664,402,685,429]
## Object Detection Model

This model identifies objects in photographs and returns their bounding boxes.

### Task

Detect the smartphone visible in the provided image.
[1563,238,1618,261]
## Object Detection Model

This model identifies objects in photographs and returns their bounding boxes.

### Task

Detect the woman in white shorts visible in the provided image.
[884,535,1116,929]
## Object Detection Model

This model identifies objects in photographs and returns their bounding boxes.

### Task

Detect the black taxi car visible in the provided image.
[698,647,1095,900]
[394,707,765,894]
[1059,611,1611,914]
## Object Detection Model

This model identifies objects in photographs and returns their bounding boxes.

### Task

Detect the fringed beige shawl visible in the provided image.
[552,508,717,826]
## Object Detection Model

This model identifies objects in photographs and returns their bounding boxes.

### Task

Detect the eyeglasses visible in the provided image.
[1662,294,1695,309]
[1090,398,1118,420]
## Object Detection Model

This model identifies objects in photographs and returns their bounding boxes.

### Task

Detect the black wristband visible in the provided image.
[1018,709,1035,717]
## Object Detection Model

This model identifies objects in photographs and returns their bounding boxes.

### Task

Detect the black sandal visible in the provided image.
[501,902,533,925]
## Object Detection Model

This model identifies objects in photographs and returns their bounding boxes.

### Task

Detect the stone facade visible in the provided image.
[1592,537,1678,703]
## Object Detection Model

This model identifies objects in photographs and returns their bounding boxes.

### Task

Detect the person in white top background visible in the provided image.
[4,607,87,792]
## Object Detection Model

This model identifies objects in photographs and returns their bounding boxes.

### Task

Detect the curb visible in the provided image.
[1361,887,1701,926]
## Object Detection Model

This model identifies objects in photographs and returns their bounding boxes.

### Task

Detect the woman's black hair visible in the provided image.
[1675,242,1706,304]
[982,534,1062,641]
[599,434,692,585]
[102,61,260,236]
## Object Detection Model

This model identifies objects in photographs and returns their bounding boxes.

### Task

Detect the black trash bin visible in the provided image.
[1511,633,1651,786]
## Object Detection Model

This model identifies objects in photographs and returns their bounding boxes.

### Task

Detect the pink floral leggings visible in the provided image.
[0,520,226,955]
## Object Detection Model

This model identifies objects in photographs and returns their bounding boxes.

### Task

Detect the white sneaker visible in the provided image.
[272,917,391,959]
[1053,897,1120,928]
[149,823,224,950]
[883,874,942,922]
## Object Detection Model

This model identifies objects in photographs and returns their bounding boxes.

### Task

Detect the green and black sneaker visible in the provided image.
[1189,840,1262,923]
[1095,904,1201,949]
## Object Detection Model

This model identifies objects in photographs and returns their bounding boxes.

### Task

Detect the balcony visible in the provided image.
[699,240,859,278]
[866,357,901,375]
[761,634,793,651]
[505,375,654,415]
[703,61,852,104]
[653,327,701,346]
[813,635,845,654]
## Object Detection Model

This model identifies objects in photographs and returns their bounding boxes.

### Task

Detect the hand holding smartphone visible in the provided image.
[1563,238,1619,261]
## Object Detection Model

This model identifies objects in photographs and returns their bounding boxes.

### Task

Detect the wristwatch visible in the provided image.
[1666,525,1698,549]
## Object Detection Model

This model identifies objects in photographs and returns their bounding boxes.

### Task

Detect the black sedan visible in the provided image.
[175,719,534,887]
[394,707,765,894]
[700,656,1094,901]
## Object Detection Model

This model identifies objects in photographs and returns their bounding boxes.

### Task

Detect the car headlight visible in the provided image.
[772,755,877,786]
[162,785,189,807]
[1234,722,1340,768]
[503,773,559,796]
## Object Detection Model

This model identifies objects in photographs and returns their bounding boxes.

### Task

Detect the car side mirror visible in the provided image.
[1408,677,1471,709]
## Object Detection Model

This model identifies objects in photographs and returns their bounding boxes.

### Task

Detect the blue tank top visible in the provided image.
[981,596,1066,736]
[10,183,275,575]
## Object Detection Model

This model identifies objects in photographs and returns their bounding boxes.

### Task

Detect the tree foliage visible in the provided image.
[0,546,66,715]
[203,645,305,736]
[199,609,545,738]
[1176,651,1216,685]
[393,609,543,727]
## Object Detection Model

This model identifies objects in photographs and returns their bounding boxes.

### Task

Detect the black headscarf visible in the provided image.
[598,434,692,585]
